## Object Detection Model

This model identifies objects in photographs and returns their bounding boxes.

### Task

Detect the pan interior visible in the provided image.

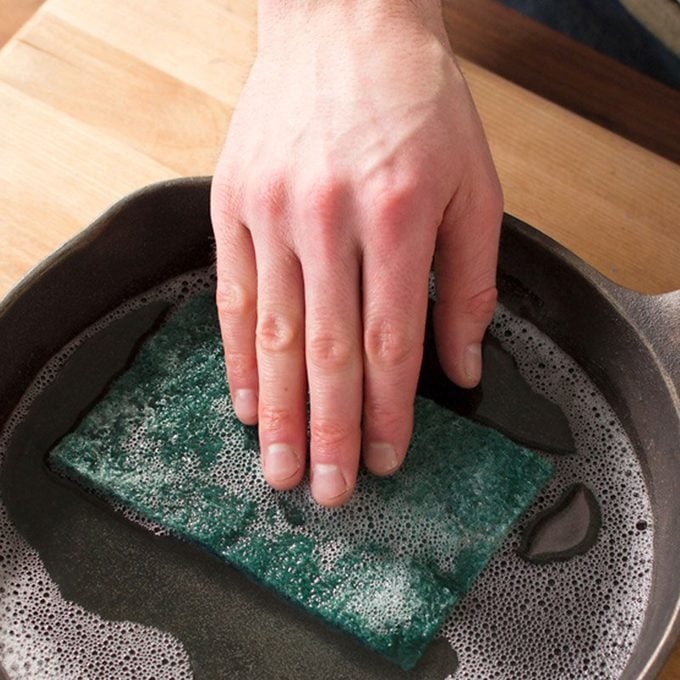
[0,267,653,680]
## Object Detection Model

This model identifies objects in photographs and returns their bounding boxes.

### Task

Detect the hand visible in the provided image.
[211,0,503,506]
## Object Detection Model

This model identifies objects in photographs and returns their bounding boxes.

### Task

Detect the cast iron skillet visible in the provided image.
[0,178,678,679]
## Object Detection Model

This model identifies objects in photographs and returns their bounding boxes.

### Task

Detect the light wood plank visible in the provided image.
[49,0,256,103]
[0,82,175,296]
[0,14,230,175]
[462,58,680,293]
[663,645,680,680]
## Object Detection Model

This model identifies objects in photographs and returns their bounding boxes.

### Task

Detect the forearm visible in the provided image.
[257,0,449,52]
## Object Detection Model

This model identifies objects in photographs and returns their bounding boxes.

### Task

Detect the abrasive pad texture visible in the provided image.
[49,293,553,670]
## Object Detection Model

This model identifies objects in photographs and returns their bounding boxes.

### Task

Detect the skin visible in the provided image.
[211,0,503,507]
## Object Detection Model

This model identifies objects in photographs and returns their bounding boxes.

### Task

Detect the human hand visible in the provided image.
[211,0,503,506]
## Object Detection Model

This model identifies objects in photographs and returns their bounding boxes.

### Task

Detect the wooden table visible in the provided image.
[1,0,679,676]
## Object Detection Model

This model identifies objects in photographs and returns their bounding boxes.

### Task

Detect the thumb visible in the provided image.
[433,181,503,388]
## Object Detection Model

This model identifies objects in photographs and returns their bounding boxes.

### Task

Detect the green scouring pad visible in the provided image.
[49,293,553,670]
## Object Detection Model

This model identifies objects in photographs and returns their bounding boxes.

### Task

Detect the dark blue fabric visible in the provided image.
[496,0,680,89]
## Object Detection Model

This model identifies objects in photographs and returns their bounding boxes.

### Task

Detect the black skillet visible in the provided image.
[0,178,678,679]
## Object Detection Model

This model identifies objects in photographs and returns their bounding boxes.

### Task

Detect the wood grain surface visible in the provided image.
[1,0,678,302]
[445,0,680,164]
[0,0,679,677]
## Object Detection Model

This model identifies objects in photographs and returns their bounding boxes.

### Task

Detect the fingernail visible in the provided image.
[234,388,258,423]
[312,463,348,503]
[463,343,482,385]
[265,443,300,482]
[365,442,399,475]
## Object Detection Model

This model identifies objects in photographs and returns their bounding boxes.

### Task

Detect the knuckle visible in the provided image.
[224,351,256,378]
[249,172,288,221]
[464,285,498,323]
[307,331,354,371]
[256,313,299,353]
[361,175,424,249]
[211,177,241,224]
[363,399,406,430]
[216,282,254,318]
[371,173,420,224]
[302,179,344,223]
[260,406,294,435]
[466,180,504,229]
[299,178,346,252]
[481,183,504,225]
[364,318,416,368]
[491,182,504,215]
[311,418,353,450]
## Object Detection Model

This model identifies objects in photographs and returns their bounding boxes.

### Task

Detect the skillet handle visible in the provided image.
[607,287,680,394]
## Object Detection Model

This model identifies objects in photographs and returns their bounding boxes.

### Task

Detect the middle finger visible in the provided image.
[302,242,363,507]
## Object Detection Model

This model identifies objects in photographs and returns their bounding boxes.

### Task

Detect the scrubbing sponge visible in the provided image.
[49,293,552,670]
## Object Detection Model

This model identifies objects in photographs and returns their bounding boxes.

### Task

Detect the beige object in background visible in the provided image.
[620,0,680,56]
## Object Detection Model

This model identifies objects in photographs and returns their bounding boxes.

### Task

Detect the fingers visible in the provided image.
[211,184,259,426]
[254,242,308,491]
[361,242,433,477]
[434,179,503,388]
[301,233,363,507]
[213,166,502,506]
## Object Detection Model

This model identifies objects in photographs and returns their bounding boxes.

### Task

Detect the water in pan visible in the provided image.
[0,268,653,679]
[440,308,653,680]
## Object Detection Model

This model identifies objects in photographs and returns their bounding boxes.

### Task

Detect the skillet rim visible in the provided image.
[0,176,678,679]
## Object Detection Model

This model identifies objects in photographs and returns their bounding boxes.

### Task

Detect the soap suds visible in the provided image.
[0,268,653,679]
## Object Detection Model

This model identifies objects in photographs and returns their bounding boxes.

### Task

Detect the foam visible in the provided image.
[439,308,654,679]
[0,267,654,678]
[0,272,214,680]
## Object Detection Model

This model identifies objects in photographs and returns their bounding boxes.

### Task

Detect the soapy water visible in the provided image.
[0,268,653,679]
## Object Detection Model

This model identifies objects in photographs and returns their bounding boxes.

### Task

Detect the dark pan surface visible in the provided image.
[0,178,677,679]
